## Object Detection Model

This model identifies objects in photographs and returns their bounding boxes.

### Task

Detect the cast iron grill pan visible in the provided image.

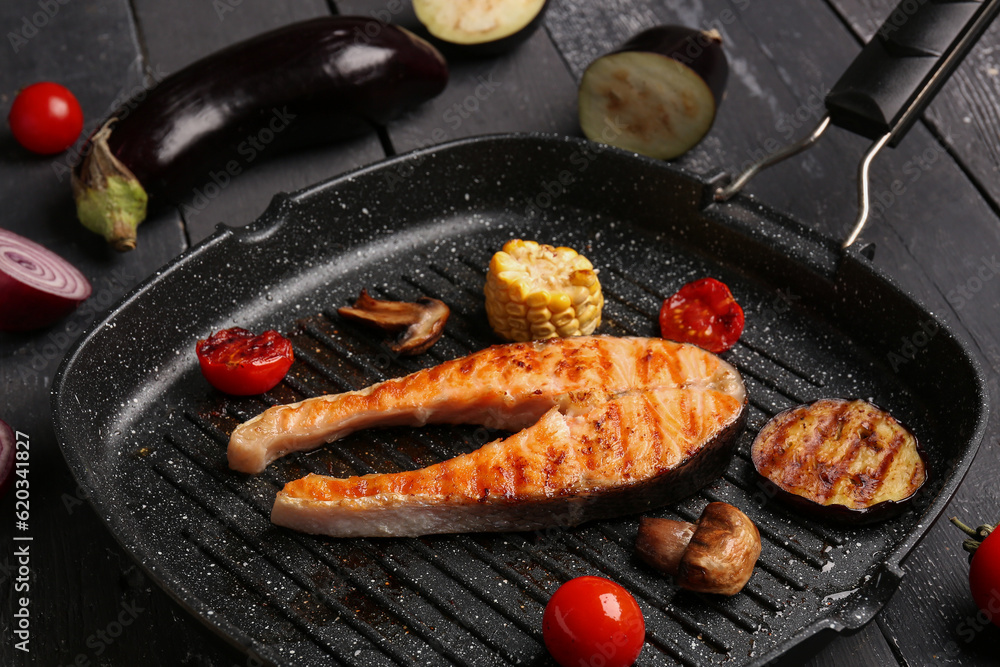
[52,134,988,666]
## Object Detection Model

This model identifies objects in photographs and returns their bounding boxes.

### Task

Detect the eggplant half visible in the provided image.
[73,17,449,251]
[413,0,550,56]
[751,399,927,523]
[578,26,727,160]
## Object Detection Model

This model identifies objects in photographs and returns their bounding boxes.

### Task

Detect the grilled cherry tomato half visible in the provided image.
[8,82,84,154]
[952,517,1000,627]
[659,277,744,353]
[196,328,294,396]
[543,576,645,667]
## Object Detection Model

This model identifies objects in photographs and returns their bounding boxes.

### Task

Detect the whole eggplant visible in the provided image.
[73,17,449,251]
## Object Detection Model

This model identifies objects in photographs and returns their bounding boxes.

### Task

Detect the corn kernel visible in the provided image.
[526,307,552,324]
[484,239,603,341]
[525,290,550,308]
[549,293,572,313]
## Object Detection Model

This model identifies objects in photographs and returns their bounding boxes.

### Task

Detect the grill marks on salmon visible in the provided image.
[226,336,747,537]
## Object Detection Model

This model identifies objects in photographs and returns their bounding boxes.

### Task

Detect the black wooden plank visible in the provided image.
[727,0,1000,354]
[545,0,867,239]
[130,0,386,244]
[4,1,1000,666]
[801,623,904,667]
[827,0,1000,213]
[545,2,1000,667]
[0,1,215,666]
[336,0,580,153]
[703,3,1000,667]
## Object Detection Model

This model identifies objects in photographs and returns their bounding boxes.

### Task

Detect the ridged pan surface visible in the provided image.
[52,134,988,666]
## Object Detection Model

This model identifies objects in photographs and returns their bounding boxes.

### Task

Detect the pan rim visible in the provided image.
[51,131,990,667]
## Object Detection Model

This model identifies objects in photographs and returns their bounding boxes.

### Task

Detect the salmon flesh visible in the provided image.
[228,336,746,537]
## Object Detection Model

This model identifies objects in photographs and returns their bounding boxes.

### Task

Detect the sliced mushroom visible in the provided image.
[337,290,449,355]
[635,502,761,596]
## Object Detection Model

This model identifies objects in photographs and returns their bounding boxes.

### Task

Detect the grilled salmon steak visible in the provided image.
[228,336,746,537]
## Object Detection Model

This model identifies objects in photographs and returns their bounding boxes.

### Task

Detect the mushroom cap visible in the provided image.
[337,290,449,355]
[677,502,761,595]
[635,517,695,576]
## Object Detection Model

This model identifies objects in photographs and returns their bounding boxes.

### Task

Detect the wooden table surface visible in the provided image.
[2,0,1000,665]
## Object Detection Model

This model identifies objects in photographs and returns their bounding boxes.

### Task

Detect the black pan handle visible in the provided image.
[825,0,1000,147]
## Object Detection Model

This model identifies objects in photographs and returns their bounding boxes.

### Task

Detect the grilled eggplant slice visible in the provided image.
[751,399,927,523]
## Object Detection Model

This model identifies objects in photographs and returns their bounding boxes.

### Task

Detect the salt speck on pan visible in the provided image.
[822,588,858,604]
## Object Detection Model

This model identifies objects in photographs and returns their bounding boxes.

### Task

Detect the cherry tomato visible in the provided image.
[953,518,1000,627]
[196,328,294,396]
[659,277,744,353]
[543,576,645,667]
[8,82,84,154]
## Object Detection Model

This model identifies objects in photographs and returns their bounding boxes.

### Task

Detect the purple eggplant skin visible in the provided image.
[72,17,448,250]
[615,26,728,108]
[103,17,446,198]
[412,0,551,58]
[762,479,927,526]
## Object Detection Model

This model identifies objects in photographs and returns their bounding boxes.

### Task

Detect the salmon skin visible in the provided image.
[228,336,747,537]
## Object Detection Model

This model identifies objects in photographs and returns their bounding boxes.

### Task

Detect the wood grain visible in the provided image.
[829,0,1000,210]
[0,1,202,665]
[2,0,1000,665]
[336,0,580,154]
[130,0,386,244]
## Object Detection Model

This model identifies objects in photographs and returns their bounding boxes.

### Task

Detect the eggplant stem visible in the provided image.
[72,119,148,251]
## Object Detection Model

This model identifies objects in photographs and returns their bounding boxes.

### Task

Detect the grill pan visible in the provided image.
[52,131,988,666]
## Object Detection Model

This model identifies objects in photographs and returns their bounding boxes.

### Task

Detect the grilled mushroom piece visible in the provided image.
[338,290,449,355]
[636,502,761,596]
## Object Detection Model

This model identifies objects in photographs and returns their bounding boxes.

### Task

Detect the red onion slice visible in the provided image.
[0,228,92,331]
[0,419,13,499]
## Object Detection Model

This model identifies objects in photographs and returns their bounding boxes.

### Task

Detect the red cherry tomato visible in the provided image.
[968,528,1000,626]
[195,328,294,396]
[542,576,645,667]
[659,277,744,353]
[8,82,84,154]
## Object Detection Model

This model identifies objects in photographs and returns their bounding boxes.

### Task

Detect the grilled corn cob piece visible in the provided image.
[485,240,603,341]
